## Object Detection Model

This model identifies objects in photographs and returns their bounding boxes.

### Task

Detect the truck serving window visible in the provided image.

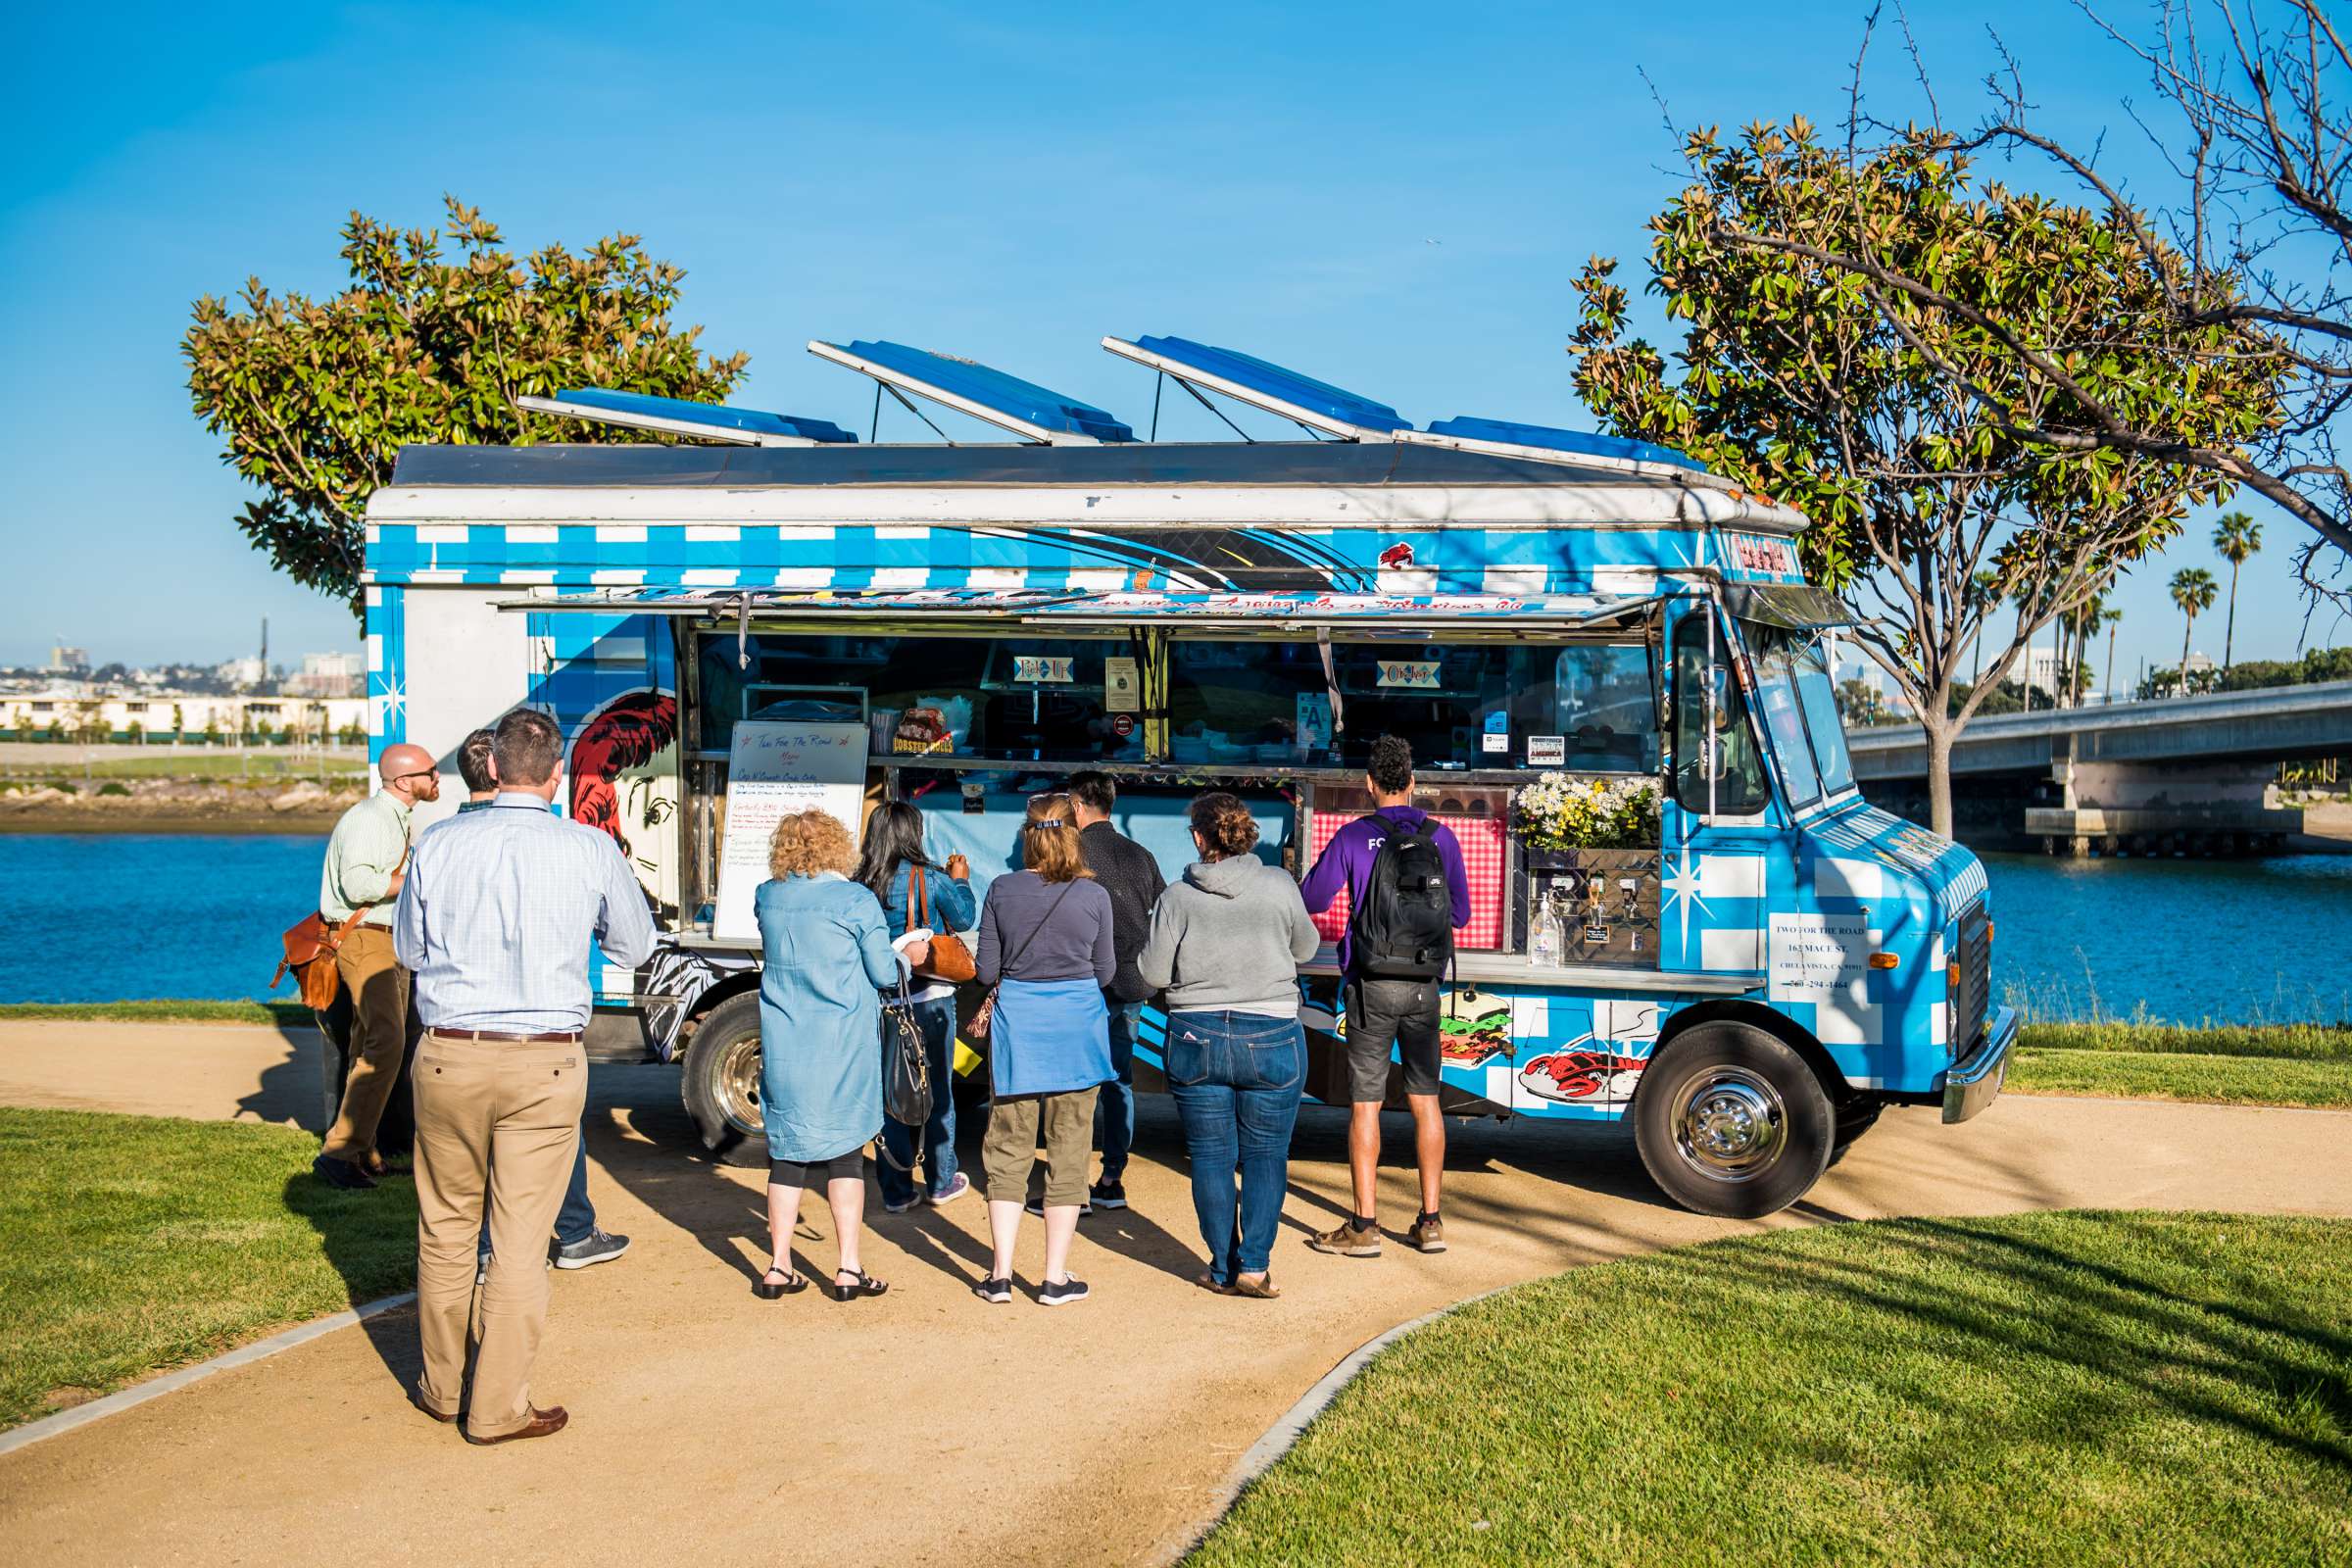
[1671,615,1769,815]
[698,632,1146,762]
[1165,638,1657,772]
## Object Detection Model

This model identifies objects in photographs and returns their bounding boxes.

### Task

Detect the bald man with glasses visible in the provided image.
[313,742,441,1191]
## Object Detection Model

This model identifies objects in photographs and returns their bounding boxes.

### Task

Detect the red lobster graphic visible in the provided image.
[566,691,678,861]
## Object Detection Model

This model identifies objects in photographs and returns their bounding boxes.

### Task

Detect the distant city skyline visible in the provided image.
[6,2,2348,670]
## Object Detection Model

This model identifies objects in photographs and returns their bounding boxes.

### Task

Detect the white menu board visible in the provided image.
[713,720,869,942]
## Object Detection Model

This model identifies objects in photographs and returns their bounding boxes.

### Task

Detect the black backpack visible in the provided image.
[1350,816,1454,980]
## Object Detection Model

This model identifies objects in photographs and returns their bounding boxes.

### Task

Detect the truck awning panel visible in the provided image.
[1412,416,1705,472]
[1101,336,1410,440]
[808,340,1135,445]
[497,585,1664,630]
[514,389,857,446]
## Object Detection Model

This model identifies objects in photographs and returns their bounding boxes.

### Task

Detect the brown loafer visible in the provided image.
[464,1405,567,1446]
[409,1387,461,1424]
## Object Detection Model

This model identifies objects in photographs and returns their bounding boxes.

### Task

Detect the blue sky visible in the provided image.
[4,0,2343,679]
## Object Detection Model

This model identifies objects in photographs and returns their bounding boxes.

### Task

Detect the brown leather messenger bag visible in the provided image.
[270,905,374,1011]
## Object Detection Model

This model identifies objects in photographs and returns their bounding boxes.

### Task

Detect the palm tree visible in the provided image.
[2210,512,2262,674]
[2168,566,2218,695]
[2101,605,2125,703]
[1967,570,2002,689]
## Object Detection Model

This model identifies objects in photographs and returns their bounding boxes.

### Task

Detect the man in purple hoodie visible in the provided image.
[1298,735,1470,1258]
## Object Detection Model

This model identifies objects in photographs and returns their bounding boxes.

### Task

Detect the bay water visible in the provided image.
[0,834,2345,1024]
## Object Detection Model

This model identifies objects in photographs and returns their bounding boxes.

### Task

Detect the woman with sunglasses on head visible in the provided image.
[971,792,1115,1306]
[855,801,976,1212]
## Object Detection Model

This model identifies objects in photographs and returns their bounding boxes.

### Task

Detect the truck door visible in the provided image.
[1663,604,1771,978]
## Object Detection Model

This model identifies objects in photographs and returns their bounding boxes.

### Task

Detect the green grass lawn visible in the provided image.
[0,752,366,783]
[2009,1021,2352,1108]
[1190,1211,2352,1568]
[0,1107,415,1431]
[0,1000,314,1027]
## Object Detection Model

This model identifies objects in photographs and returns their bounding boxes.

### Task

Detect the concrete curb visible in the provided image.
[1151,1285,1507,1565]
[0,1292,416,1459]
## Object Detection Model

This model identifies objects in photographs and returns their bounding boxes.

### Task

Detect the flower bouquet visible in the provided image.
[1510,772,1661,855]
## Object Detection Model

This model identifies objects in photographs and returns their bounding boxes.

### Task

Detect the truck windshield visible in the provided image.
[1748,627,1855,805]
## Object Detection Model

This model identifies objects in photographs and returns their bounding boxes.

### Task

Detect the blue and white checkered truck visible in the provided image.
[360,335,2015,1216]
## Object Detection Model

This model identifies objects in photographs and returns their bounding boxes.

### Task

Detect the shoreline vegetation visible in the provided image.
[0,776,354,834]
[3,1004,2345,1110]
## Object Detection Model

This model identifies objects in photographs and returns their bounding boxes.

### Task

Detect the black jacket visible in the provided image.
[1080,820,1167,1004]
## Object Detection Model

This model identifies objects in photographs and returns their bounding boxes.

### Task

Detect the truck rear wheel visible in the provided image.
[1634,1022,1834,1217]
[680,993,768,1168]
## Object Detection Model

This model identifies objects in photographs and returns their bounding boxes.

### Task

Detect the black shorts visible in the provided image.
[1343,976,1443,1102]
[769,1151,863,1186]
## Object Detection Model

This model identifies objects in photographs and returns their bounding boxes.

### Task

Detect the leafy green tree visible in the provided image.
[1570,119,2285,832]
[2169,566,2219,694]
[2211,513,2262,673]
[183,197,750,614]
[1835,675,1891,726]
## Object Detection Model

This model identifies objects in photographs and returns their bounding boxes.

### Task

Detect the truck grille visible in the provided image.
[1949,899,1990,1054]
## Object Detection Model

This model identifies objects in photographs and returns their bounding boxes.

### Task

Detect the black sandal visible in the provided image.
[755,1264,808,1299]
[831,1267,889,1302]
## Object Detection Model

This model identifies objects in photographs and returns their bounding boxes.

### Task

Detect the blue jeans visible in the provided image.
[478,1123,594,1255]
[877,995,960,1205]
[1096,1002,1142,1182]
[1163,1010,1305,1284]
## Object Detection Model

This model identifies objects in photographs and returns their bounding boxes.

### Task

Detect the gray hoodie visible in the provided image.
[1136,854,1322,1017]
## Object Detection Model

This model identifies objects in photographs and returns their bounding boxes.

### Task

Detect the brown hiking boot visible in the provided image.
[1407,1214,1447,1253]
[1307,1219,1382,1257]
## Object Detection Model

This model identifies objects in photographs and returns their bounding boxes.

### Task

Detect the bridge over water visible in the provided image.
[1845,679,2352,854]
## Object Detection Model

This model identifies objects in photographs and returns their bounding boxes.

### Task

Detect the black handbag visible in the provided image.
[877,977,933,1164]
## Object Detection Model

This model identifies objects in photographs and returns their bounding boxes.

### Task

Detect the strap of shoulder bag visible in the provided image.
[910,863,932,932]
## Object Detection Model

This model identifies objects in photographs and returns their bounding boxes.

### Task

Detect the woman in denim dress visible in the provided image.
[753,808,913,1301]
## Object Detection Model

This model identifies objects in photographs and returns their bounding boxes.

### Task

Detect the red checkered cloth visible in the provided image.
[1305,809,1506,951]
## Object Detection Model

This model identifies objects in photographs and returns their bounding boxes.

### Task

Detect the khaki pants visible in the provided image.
[412,1030,586,1439]
[320,926,408,1162]
[982,1087,1101,1209]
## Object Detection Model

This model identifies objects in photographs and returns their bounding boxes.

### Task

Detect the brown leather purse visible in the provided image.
[270,906,372,1010]
[907,865,977,984]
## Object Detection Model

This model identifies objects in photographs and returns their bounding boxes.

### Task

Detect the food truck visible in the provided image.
[362,334,2016,1217]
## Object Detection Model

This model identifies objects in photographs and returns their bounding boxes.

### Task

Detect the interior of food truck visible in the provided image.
[668,604,1680,979]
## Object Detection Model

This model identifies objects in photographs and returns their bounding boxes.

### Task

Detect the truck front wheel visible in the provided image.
[680,993,769,1168]
[1634,1022,1834,1217]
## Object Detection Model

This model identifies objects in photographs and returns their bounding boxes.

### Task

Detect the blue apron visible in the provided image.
[991,978,1111,1097]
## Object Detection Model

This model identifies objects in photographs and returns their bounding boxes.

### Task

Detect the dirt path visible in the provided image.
[4,1021,2349,1567]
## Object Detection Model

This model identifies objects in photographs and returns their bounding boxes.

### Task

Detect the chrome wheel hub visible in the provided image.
[1672,1067,1786,1182]
[714,1033,763,1138]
